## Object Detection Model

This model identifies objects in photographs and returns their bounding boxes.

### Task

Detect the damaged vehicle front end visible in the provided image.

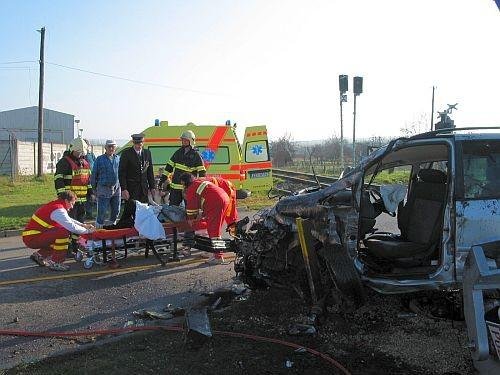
[233,129,500,311]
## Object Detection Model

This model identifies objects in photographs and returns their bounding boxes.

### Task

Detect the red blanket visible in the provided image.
[81,220,208,241]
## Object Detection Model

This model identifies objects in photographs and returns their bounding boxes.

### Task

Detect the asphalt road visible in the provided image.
[0,233,237,370]
[0,208,398,370]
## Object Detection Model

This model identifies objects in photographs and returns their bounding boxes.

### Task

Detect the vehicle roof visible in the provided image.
[409,127,500,142]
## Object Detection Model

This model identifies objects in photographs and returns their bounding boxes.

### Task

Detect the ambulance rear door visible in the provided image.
[241,125,273,192]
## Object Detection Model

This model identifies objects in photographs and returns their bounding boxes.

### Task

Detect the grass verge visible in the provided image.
[0,175,57,230]
[0,175,278,230]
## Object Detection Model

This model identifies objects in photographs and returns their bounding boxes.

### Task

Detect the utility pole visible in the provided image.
[430,86,435,131]
[37,27,45,177]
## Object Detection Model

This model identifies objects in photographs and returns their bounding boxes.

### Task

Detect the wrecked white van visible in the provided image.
[233,127,500,306]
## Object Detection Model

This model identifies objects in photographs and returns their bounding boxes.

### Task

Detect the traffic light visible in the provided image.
[339,75,348,93]
[353,76,363,95]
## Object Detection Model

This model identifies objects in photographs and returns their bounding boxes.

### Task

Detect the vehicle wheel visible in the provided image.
[236,189,251,199]
[83,258,94,269]
[74,250,84,262]
[319,243,365,308]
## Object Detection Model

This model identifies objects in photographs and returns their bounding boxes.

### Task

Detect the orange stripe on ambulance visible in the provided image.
[119,120,273,194]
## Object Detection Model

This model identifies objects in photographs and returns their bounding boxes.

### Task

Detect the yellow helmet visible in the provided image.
[69,137,88,154]
[180,130,195,144]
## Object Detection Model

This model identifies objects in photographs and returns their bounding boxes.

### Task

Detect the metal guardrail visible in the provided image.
[272,168,338,188]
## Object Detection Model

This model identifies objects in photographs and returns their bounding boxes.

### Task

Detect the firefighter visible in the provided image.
[202,176,239,234]
[54,136,93,253]
[180,173,229,264]
[23,191,95,271]
[159,130,206,206]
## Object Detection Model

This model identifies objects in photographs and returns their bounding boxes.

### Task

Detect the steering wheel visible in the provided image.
[369,189,396,217]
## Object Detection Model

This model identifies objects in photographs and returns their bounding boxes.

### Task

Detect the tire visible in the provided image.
[236,189,251,199]
[320,243,365,308]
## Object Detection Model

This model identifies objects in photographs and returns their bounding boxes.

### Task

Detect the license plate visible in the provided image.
[248,170,270,178]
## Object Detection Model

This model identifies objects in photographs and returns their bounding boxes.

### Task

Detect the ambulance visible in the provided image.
[119,120,273,193]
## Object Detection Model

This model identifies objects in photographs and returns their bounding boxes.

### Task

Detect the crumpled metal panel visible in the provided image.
[456,199,500,280]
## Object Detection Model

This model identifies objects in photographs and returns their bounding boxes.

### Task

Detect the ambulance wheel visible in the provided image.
[236,189,251,199]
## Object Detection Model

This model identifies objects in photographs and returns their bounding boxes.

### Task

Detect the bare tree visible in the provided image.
[400,113,430,136]
[270,133,296,167]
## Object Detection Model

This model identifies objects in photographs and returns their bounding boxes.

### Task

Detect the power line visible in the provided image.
[0,67,33,70]
[0,60,37,65]
[46,61,229,96]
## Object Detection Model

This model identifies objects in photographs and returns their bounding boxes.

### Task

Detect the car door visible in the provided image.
[455,139,500,279]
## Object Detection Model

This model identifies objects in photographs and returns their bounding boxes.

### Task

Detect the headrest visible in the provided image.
[418,169,447,184]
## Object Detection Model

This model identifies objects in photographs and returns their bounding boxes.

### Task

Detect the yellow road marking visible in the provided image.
[0,255,235,287]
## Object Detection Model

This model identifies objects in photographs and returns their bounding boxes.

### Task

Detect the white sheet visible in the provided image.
[134,201,166,240]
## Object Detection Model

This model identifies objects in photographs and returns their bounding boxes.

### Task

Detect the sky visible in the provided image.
[0,0,499,143]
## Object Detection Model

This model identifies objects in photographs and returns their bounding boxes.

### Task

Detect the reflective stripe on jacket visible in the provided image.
[23,199,65,237]
[55,155,91,202]
[162,147,206,191]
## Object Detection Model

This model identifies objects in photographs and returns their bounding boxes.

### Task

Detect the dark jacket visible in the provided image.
[54,150,93,201]
[118,147,155,202]
[160,146,206,191]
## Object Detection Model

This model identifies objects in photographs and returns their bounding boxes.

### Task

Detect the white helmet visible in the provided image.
[69,137,88,154]
[180,130,195,144]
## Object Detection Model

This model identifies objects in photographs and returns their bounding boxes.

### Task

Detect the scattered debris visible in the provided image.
[163,304,186,316]
[201,286,251,310]
[123,319,144,328]
[231,284,247,295]
[210,297,222,311]
[184,308,212,349]
[397,312,418,318]
[287,323,317,336]
[132,310,174,320]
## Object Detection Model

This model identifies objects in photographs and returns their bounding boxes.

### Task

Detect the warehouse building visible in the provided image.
[0,106,74,144]
[0,106,75,177]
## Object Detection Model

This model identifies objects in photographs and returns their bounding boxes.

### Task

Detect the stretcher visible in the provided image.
[80,219,232,268]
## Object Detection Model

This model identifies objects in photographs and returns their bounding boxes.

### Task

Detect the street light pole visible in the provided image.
[352,93,357,165]
[430,86,435,131]
[37,27,45,177]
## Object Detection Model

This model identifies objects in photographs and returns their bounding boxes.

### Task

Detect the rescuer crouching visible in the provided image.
[22,191,96,271]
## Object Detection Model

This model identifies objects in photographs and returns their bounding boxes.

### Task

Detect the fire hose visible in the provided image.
[0,325,351,374]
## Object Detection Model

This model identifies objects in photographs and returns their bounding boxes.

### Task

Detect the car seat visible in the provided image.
[363,169,447,265]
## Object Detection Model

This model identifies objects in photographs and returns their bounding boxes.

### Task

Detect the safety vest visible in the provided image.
[185,180,211,216]
[23,199,64,236]
[62,156,91,203]
[22,199,71,251]
[204,177,235,218]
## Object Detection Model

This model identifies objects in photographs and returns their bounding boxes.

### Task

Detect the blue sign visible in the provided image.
[251,144,263,155]
[201,149,215,162]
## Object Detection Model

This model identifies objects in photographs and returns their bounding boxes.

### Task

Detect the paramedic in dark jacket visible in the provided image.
[158,130,206,206]
[118,133,156,204]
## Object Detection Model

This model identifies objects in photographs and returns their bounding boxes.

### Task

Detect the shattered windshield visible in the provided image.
[462,140,500,199]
